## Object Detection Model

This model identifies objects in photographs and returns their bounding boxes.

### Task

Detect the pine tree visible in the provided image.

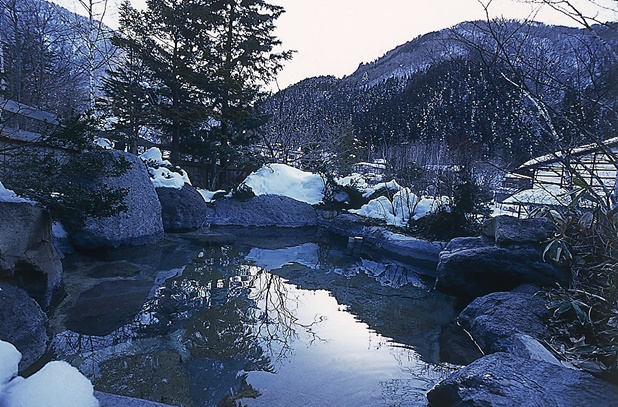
[104,0,292,187]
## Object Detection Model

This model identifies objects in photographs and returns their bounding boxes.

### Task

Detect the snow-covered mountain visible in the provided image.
[260,20,618,168]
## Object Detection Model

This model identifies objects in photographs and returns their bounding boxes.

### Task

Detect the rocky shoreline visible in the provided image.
[1,159,617,406]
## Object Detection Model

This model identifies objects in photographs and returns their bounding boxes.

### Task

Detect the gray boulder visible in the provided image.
[208,195,317,227]
[483,215,556,246]
[427,352,618,406]
[375,230,444,265]
[324,213,444,266]
[457,290,551,355]
[70,151,164,250]
[435,238,569,299]
[156,184,208,232]
[0,202,63,309]
[439,321,484,365]
[0,283,49,371]
[323,213,368,237]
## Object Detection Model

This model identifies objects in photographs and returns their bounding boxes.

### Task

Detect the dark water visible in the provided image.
[49,228,458,407]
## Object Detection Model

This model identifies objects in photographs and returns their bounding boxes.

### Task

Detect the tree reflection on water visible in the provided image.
[52,243,330,406]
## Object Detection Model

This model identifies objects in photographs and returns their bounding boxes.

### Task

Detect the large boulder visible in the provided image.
[70,151,164,250]
[156,184,208,232]
[438,320,484,366]
[0,202,63,309]
[457,289,551,356]
[324,214,444,266]
[427,352,618,406]
[0,283,49,371]
[323,213,369,237]
[483,215,556,246]
[435,222,569,299]
[208,195,318,227]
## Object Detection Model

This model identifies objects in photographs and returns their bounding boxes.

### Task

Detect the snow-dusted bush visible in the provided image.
[139,147,191,189]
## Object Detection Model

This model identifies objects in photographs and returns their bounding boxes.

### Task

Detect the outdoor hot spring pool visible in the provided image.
[49,228,458,407]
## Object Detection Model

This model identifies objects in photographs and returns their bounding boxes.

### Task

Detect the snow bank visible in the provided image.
[139,147,191,189]
[0,342,20,387]
[350,188,448,227]
[243,164,325,205]
[350,188,419,227]
[0,340,99,407]
[94,137,114,149]
[0,181,33,204]
[413,196,450,219]
[361,179,402,199]
[197,189,226,203]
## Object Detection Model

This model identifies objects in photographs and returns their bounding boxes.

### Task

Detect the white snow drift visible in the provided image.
[0,340,99,407]
[139,147,191,189]
[243,163,325,205]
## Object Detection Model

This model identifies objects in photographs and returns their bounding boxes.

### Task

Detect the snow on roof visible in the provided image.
[519,137,618,169]
[503,185,571,206]
[243,163,325,205]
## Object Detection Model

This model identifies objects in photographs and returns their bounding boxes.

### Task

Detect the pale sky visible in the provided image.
[53,0,616,90]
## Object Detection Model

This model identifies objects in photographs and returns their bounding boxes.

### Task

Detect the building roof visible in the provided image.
[0,98,58,125]
[518,137,618,170]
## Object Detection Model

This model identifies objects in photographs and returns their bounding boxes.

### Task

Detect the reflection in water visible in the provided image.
[51,235,457,406]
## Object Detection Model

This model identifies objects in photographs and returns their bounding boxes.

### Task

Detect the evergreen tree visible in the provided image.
[104,0,291,188]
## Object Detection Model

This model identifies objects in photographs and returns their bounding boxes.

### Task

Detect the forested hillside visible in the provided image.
[259,20,618,173]
[2,0,617,188]
[0,0,114,115]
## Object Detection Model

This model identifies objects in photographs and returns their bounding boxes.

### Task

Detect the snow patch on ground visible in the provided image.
[0,340,99,407]
[243,164,325,205]
[0,181,33,204]
[197,189,226,203]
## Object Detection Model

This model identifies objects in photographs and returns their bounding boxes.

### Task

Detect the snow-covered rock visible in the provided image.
[0,283,49,372]
[350,188,448,227]
[0,202,63,310]
[70,151,164,250]
[243,164,325,205]
[0,341,20,386]
[0,182,34,204]
[197,189,226,203]
[0,359,99,407]
[139,148,191,189]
